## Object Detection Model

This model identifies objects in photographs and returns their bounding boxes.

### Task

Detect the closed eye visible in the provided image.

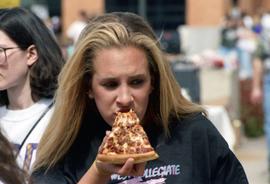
[102,81,119,89]
[130,79,144,87]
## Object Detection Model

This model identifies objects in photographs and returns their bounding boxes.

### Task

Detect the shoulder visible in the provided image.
[170,113,228,149]
[175,113,220,135]
[169,114,248,182]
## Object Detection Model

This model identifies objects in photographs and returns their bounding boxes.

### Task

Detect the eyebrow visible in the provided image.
[0,44,17,48]
[129,74,147,79]
[98,74,147,81]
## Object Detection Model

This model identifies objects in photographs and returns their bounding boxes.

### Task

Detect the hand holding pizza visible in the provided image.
[95,158,146,177]
[78,158,146,184]
[78,129,147,184]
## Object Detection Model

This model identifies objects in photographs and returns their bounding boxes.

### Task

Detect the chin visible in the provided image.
[106,117,114,127]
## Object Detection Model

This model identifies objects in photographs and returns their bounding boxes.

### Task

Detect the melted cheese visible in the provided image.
[102,110,153,154]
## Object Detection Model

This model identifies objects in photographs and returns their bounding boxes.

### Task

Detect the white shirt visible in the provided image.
[0,98,54,172]
[66,20,87,43]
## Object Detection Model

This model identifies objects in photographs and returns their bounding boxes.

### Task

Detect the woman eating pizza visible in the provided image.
[31,12,248,184]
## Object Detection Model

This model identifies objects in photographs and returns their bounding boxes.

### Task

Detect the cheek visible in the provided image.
[92,89,108,109]
[91,89,114,125]
[142,84,152,102]
[0,65,29,90]
[9,56,29,76]
[136,87,152,119]
[10,64,28,80]
[94,94,109,108]
[138,91,150,104]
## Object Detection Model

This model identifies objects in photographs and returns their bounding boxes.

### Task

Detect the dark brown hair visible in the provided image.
[0,130,27,184]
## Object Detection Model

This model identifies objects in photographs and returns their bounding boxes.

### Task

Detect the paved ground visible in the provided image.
[236,136,269,184]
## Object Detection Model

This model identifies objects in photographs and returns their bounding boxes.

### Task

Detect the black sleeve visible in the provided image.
[186,113,248,184]
[212,150,249,183]
[202,116,249,183]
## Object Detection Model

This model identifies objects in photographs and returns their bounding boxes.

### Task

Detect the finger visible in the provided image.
[117,158,134,176]
[136,162,146,175]
[131,162,146,176]
[98,131,111,152]
[106,130,111,136]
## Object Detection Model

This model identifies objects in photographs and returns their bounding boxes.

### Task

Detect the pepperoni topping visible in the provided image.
[101,109,155,155]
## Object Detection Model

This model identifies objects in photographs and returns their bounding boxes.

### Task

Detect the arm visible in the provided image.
[213,150,249,183]
[203,117,249,183]
[78,159,146,184]
[77,161,111,184]
[250,57,263,104]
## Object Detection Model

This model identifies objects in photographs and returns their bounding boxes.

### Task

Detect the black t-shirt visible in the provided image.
[32,113,248,184]
[220,27,238,49]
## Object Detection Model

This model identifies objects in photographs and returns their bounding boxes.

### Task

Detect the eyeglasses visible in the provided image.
[0,47,20,64]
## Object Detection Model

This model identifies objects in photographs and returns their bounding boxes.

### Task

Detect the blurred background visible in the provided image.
[1,0,269,183]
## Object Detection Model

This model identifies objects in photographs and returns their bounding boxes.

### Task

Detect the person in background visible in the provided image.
[236,13,257,80]
[0,7,64,172]
[251,35,270,172]
[65,10,89,58]
[218,14,238,69]
[66,10,88,44]
[0,129,27,184]
[32,12,248,184]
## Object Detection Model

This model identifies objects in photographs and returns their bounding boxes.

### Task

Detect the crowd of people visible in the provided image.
[0,7,249,184]
[218,9,270,79]
[218,9,270,173]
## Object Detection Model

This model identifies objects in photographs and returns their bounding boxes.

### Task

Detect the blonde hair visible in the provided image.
[33,12,205,172]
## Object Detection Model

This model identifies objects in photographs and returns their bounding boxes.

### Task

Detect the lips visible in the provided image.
[117,108,131,113]
[114,109,133,117]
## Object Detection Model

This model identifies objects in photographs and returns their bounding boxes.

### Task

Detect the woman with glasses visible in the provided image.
[0,7,64,172]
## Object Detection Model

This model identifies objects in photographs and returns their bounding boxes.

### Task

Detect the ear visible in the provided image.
[26,45,38,66]
[150,77,155,94]
[150,78,154,93]
[148,86,154,95]
[88,90,94,99]
[150,86,154,93]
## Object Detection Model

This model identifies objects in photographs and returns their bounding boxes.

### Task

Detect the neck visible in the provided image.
[7,81,37,110]
[8,96,36,110]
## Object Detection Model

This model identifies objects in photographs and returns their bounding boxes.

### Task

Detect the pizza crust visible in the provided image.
[97,151,159,164]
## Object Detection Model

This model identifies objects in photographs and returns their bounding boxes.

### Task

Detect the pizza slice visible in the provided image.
[97,109,159,164]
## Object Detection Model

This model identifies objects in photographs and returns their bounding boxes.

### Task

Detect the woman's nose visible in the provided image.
[116,87,134,106]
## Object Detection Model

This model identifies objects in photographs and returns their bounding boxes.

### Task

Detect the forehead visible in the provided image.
[92,46,150,76]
